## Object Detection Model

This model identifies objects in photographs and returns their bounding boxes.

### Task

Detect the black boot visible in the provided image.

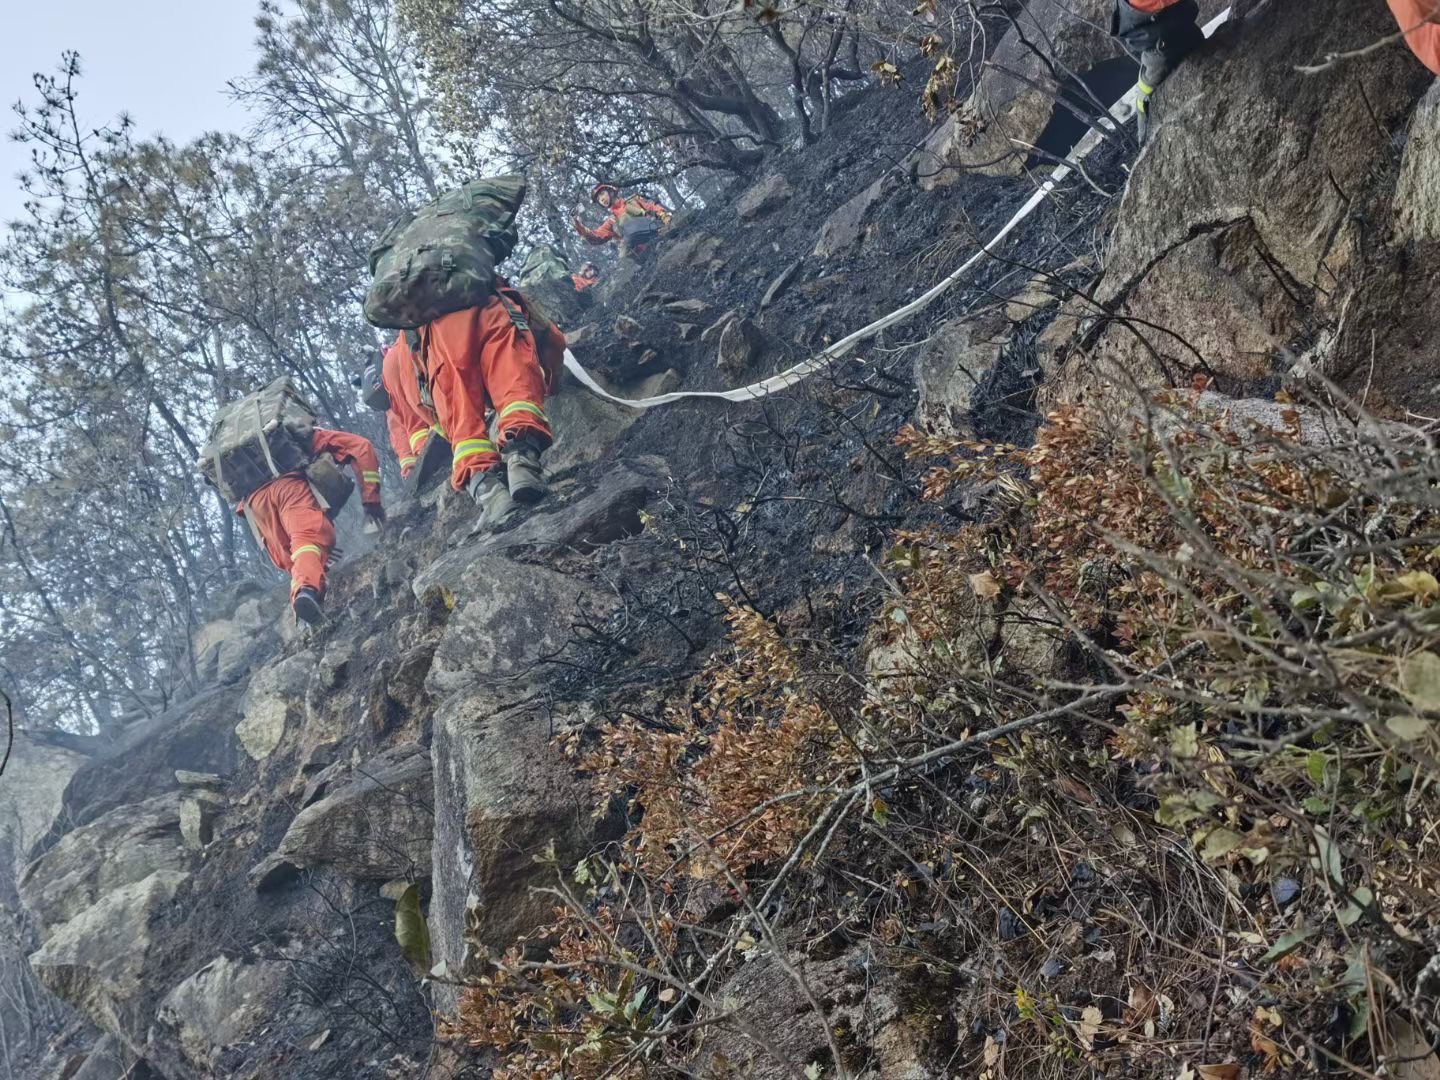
[292,587,324,627]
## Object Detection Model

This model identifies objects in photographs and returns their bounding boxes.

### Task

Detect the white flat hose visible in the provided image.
[564,6,1233,410]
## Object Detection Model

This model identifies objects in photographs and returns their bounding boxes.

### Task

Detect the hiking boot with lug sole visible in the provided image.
[502,436,547,506]
[468,468,521,533]
[292,587,324,627]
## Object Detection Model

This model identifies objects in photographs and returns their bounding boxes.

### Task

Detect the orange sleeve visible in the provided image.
[637,196,672,222]
[1389,0,1440,74]
[312,428,382,506]
[576,215,617,244]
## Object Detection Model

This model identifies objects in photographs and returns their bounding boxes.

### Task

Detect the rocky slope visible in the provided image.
[3,0,1438,1076]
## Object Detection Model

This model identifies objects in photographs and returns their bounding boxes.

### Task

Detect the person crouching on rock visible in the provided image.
[417,282,565,531]
[240,429,384,626]
[573,184,672,262]
[1114,0,1440,142]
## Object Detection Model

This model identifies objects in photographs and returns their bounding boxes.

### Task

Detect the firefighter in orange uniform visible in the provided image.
[380,333,443,477]
[417,283,566,530]
[1115,0,1440,141]
[573,184,672,260]
[572,261,600,292]
[238,428,384,626]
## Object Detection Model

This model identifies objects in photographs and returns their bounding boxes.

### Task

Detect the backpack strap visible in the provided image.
[495,292,531,336]
[240,507,266,555]
[253,396,280,479]
[406,327,435,411]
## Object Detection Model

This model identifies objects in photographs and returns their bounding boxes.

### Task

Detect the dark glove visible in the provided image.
[365,503,386,526]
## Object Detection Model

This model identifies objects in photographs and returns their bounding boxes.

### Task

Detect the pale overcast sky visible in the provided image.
[3,0,260,225]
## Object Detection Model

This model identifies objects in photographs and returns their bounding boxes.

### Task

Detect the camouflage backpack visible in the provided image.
[517,243,572,287]
[197,377,353,520]
[198,376,317,504]
[363,176,527,330]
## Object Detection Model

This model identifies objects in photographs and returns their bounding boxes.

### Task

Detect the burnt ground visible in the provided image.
[23,60,1148,1080]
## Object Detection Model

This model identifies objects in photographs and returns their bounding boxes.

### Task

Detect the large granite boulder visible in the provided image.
[1045,0,1434,407]
[269,743,433,881]
[19,793,190,939]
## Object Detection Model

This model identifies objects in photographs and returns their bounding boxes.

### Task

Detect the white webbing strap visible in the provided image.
[562,6,1233,411]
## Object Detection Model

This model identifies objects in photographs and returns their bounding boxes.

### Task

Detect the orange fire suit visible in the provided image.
[1117,0,1440,75]
[1389,0,1440,73]
[572,271,599,292]
[237,428,382,599]
[575,194,673,257]
[419,284,556,492]
[382,333,442,477]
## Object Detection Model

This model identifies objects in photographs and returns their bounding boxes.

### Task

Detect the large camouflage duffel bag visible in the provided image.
[197,377,317,504]
[363,176,527,330]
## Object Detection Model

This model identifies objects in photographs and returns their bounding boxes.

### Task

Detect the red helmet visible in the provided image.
[590,183,619,203]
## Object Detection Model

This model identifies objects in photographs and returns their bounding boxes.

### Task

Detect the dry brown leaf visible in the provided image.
[1077,1004,1103,1049]
[969,570,1001,599]
[1196,1066,1241,1080]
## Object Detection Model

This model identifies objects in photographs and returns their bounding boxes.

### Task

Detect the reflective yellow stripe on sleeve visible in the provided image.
[499,401,547,424]
[409,428,431,450]
[363,471,381,483]
[400,456,418,469]
[452,438,497,465]
[291,544,324,561]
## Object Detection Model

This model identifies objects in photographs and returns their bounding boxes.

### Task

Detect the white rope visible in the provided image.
[564,7,1233,410]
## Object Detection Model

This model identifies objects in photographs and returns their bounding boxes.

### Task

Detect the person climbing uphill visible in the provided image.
[375,332,443,479]
[417,282,566,530]
[238,427,384,627]
[1111,0,1204,141]
[573,184,672,261]
[573,261,600,292]
[1116,0,1440,142]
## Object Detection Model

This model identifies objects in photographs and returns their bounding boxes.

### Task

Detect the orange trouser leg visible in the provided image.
[477,296,552,452]
[245,477,335,598]
[429,333,500,493]
[281,498,334,598]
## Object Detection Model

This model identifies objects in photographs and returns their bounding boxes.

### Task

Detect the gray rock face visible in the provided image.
[68,1033,148,1080]
[29,870,190,1038]
[736,173,794,221]
[414,458,668,599]
[697,947,949,1078]
[429,689,605,1000]
[153,955,288,1071]
[543,370,676,478]
[812,179,884,258]
[713,314,771,374]
[1396,81,1440,245]
[270,743,433,880]
[656,231,723,274]
[0,733,85,879]
[236,651,316,761]
[913,313,1009,436]
[915,0,1120,185]
[19,793,190,939]
[424,557,612,699]
[1053,0,1431,401]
